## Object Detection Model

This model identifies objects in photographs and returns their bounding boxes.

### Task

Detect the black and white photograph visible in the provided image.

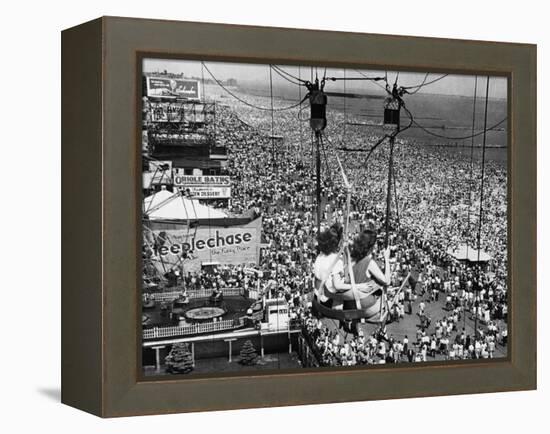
[140,58,508,377]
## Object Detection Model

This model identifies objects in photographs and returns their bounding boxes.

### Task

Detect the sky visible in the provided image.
[143,58,507,99]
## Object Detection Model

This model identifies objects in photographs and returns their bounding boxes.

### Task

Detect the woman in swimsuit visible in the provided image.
[313,223,373,309]
[343,229,392,314]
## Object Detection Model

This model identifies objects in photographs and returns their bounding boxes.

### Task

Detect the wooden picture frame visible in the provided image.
[61,16,536,417]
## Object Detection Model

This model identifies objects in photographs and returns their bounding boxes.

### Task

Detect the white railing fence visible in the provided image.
[143,317,245,340]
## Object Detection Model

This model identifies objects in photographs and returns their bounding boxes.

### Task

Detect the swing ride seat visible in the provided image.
[312,293,390,323]
[312,273,411,324]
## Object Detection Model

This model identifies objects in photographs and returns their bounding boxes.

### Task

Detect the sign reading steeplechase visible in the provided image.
[146,76,201,100]
[173,172,232,199]
[151,217,262,272]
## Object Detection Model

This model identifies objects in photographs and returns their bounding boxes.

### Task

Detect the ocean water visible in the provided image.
[239,82,508,164]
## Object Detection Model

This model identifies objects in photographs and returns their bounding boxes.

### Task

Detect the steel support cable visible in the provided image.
[355,69,388,92]
[392,161,401,231]
[270,65,303,86]
[320,133,333,185]
[412,117,506,140]
[404,73,429,95]
[402,74,449,91]
[269,65,276,169]
[466,76,478,258]
[298,66,303,161]
[327,76,387,82]
[394,71,400,86]
[178,190,193,247]
[342,68,347,143]
[335,135,388,154]
[272,65,308,84]
[476,77,491,263]
[473,76,491,340]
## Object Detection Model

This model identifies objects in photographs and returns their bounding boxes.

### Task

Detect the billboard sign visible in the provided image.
[185,185,231,199]
[146,76,201,100]
[152,218,262,272]
[172,172,232,199]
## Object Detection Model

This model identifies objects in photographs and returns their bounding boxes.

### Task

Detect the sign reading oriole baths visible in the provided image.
[173,172,232,198]
[148,218,261,272]
[146,76,201,100]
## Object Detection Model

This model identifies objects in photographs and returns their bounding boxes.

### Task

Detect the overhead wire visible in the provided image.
[466,76,478,258]
[298,66,304,163]
[202,62,304,112]
[355,69,388,93]
[476,77,491,262]
[402,74,449,91]
[269,65,276,169]
[411,117,507,140]
[404,72,429,95]
[320,133,333,184]
[271,65,305,86]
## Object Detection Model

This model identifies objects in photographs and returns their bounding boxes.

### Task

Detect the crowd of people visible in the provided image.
[142,81,509,367]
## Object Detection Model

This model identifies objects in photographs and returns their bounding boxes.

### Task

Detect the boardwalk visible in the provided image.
[320,286,507,361]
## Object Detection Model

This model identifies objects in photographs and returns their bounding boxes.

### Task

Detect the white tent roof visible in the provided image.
[447,244,492,262]
[143,190,228,220]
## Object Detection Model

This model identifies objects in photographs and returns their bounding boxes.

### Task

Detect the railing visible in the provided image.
[189,287,243,299]
[143,317,245,340]
[147,287,244,302]
[148,291,182,302]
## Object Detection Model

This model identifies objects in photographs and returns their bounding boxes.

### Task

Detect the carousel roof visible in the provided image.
[143,189,228,220]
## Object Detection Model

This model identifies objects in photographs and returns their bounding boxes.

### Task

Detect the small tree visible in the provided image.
[165,343,194,374]
[239,340,258,365]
